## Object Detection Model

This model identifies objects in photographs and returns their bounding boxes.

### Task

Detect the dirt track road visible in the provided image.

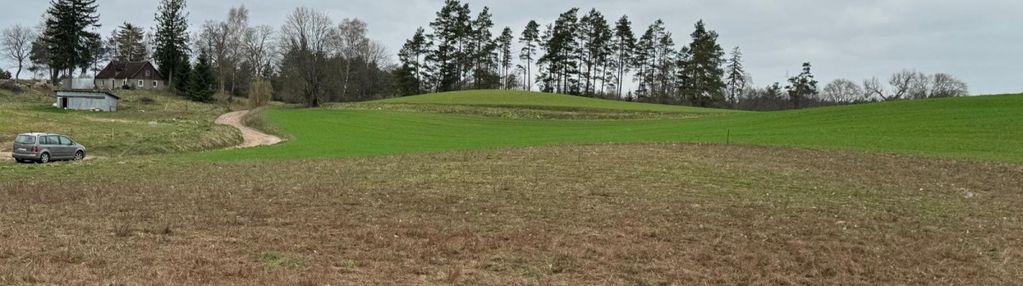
[215,110,283,149]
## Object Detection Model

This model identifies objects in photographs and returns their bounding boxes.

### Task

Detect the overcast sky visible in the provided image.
[3,0,1020,95]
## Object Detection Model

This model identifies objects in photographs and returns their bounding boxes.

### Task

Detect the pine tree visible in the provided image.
[786,62,818,109]
[469,7,497,89]
[536,24,556,92]
[153,0,190,91]
[724,46,747,107]
[539,8,580,94]
[578,9,611,97]
[518,20,540,92]
[634,20,673,102]
[398,27,430,95]
[427,0,466,92]
[496,27,514,89]
[681,20,725,107]
[633,27,654,99]
[611,16,636,99]
[42,0,101,81]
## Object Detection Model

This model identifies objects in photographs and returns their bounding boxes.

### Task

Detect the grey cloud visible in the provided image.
[2,0,1019,94]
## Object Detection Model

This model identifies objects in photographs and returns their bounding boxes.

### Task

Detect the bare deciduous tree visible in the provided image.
[333,18,369,99]
[889,70,929,100]
[244,25,274,78]
[224,5,249,94]
[278,6,335,107]
[822,78,864,103]
[907,72,931,99]
[863,77,886,101]
[930,73,968,98]
[2,25,36,80]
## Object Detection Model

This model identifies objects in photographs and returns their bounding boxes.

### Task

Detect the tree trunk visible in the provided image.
[526,59,531,91]
[342,61,351,100]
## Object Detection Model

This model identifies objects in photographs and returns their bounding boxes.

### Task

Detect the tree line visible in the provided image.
[395,0,745,108]
[1,0,971,110]
[0,0,395,107]
[394,0,970,110]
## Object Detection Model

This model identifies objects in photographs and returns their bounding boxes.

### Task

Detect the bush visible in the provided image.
[0,70,11,80]
[249,80,273,109]
[138,96,157,105]
[0,80,23,93]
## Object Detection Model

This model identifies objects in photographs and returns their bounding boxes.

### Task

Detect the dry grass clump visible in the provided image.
[0,144,1020,284]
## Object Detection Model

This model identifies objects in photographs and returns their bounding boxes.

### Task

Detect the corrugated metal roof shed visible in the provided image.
[54,91,120,112]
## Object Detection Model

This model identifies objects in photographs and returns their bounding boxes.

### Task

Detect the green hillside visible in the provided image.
[0,88,241,156]
[198,91,1023,163]
[374,90,737,113]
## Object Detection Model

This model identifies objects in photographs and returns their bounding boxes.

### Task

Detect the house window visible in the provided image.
[153,81,159,88]
[145,70,151,77]
[138,80,144,87]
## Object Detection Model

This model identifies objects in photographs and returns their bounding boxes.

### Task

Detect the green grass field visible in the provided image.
[199,91,1023,163]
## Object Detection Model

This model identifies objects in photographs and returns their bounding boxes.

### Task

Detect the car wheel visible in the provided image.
[39,153,50,164]
[73,151,85,161]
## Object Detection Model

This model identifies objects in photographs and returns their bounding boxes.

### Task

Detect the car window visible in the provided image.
[45,136,59,145]
[15,135,35,144]
[60,136,73,145]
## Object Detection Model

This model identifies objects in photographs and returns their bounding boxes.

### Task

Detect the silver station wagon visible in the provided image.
[11,133,87,163]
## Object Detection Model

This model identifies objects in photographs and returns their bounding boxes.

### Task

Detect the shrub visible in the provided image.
[249,80,273,109]
[0,80,23,93]
[0,70,11,80]
[138,96,157,105]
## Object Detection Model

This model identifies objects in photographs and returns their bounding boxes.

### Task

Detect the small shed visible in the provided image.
[54,91,120,112]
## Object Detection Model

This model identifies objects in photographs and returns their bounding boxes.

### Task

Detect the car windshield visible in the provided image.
[15,135,35,144]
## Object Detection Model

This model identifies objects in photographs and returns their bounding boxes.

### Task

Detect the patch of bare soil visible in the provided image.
[0,144,1020,284]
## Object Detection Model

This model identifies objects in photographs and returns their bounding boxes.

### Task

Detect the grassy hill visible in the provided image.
[198,91,1023,163]
[374,90,737,114]
[0,87,241,157]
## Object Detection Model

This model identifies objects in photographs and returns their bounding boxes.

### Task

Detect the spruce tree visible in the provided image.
[43,0,101,81]
[724,46,747,107]
[153,0,190,91]
[187,51,216,102]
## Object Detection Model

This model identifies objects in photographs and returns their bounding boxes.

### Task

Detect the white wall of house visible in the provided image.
[95,78,166,90]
